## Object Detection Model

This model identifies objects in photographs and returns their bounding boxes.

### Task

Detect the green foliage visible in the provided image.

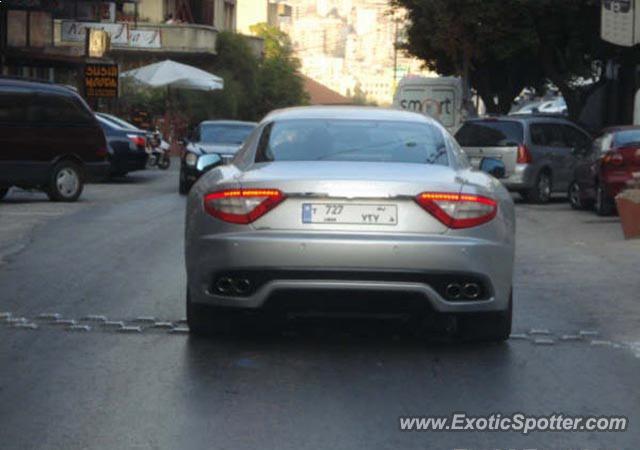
[349,82,377,106]
[172,32,260,123]
[251,23,309,118]
[117,29,308,127]
[393,0,608,117]
[118,77,167,117]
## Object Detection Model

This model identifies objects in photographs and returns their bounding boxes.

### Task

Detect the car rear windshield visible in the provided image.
[256,119,449,166]
[614,129,640,147]
[98,113,140,131]
[200,124,255,145]
[455,120,524,147]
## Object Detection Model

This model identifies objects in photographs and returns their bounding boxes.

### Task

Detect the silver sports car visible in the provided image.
[185,106,515,341]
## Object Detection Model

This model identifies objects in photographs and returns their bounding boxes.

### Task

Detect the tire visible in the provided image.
[595,181,615,216]
[524,171,552,204]
[46,161,84,202]
[0,187,9,200]
[457,293,513,342]
[158,156,171,170]
[568,181,584,210]
[178,171,190,195]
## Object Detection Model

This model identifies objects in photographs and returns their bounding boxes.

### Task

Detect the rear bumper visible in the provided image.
[85,161,110,181]
[111,152,148,174]
[603,171,635,198]
[502,164,534,191]
[186,231,514,314]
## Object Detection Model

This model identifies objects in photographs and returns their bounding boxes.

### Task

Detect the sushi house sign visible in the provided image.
[84,63,119,98]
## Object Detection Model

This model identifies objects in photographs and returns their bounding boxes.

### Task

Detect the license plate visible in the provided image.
[302,203,398,225]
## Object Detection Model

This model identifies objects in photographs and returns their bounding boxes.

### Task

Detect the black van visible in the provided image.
[0,78,109,202]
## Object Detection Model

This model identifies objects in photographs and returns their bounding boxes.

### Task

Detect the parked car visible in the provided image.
[455,115,592,203]
[538,98,567,115]
[184,106,515,341]
[96,112,140,131]
[569,126,640,215]
[511,101,543,115]
[96,114,148,177]
[511,98,567,116]
[0,77,109,202]
[179,120,257,194]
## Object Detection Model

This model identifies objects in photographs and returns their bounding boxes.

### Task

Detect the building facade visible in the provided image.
[236,0,292,35]
[1,0,268,99]
[280,0,433,105]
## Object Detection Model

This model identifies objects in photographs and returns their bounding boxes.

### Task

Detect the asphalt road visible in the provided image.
[1,167,639,450]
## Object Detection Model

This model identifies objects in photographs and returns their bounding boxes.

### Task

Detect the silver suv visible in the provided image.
[455,116,592,203]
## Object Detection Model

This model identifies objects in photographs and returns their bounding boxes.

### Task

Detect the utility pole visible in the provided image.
[393,16,399,86]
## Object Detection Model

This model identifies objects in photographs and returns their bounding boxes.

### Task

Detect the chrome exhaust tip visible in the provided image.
[233,278,252,295]
[445,283,462,300]
[215,277,233,294]
[463,283,481,300]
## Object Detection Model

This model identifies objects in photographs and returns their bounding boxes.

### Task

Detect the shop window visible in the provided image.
[6,10,52,48]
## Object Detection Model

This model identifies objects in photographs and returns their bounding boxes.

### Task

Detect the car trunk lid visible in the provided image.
[455,119,524,176]
[237,161,463,234]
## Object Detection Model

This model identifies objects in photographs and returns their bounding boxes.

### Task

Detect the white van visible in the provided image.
[393,76,463,133]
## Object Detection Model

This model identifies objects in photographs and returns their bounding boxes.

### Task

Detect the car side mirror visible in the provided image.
[196,153,223,172]
[480,157,506,179]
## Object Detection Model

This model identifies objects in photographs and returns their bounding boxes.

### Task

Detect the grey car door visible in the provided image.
[562,124,593,191]
[528,122,566,191]
[542,123,572,192]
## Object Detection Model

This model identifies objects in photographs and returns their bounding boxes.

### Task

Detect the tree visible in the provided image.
[250,23,309,118]
[349,82,377,106]
[175,32,261,123]
[393,0,611,119]
[118,29,308,126]
[521,0,612,120]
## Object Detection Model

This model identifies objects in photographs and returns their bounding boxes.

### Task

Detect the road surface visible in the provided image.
[1,167,639,449]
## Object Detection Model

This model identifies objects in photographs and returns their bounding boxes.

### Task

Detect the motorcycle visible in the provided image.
[146,129,171,170]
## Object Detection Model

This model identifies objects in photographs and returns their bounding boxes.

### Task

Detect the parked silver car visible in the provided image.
[185,106,516,341]
[455,116,592,203]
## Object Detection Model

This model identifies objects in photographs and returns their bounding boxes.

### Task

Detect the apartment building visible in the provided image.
[236,0,292,35]
[280,0,433,105]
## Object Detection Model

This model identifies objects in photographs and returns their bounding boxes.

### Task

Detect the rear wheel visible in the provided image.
[0,187,9,200]
[568,181,584,210]
[523,171,552,204]
[178,171,190,195]
[158,155,171,170]
[457,293,512,342]
[595,181,615,216]
[46,161,84,202]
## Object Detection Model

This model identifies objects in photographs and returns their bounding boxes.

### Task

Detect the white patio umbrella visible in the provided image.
[120,59,224,91]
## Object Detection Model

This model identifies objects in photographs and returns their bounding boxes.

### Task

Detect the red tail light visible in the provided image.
[203,189,285,224]
[127,134,146,149]
[415,192,498,229]
[517,145,532,164]
[96,145,109,158]
[603,151,624,166]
